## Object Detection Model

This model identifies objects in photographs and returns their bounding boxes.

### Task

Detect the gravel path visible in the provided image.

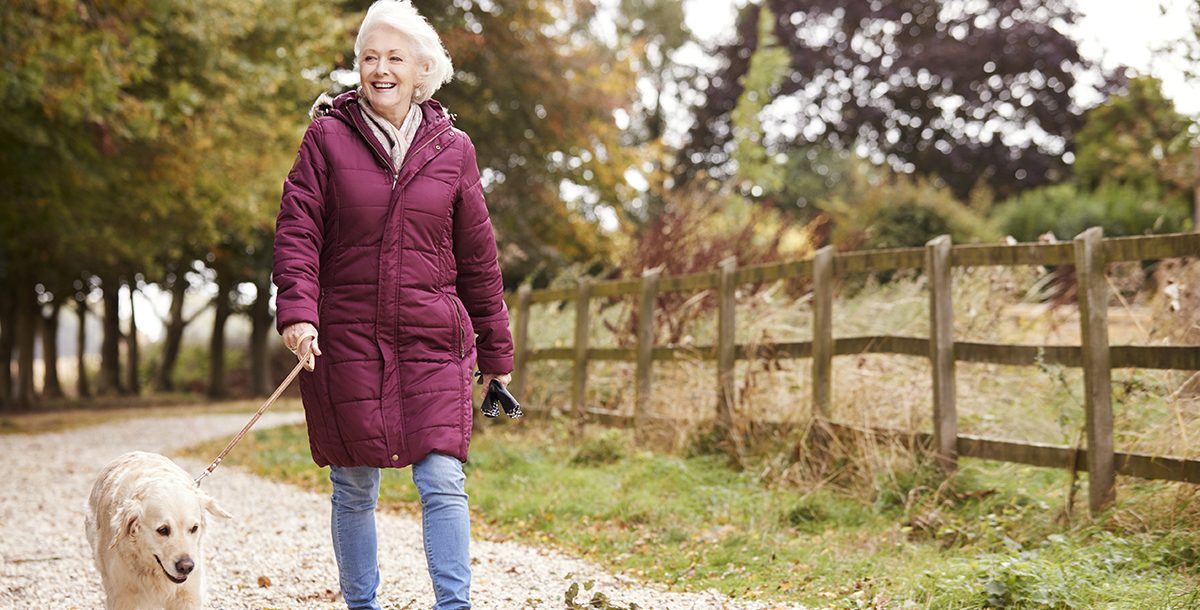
[0,413,804,610]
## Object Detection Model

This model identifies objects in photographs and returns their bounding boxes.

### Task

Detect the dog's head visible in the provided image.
[112,485,232,584]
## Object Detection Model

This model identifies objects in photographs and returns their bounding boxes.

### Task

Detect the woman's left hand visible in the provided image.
[480,372,512,389]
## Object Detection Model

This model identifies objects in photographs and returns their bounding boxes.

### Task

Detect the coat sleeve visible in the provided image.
[452,135,514,374]
[273,121,329,334]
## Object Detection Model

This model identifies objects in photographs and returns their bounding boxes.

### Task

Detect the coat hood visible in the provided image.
[308,89,452,127]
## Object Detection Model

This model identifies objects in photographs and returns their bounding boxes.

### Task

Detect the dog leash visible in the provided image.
[194,353,309,487]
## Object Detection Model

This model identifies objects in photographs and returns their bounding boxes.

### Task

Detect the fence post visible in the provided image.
[926,235,958,472]
[571,278,592,415]
[717,257,738,429]
[812,246,834,420]
[1075,227,1115,514]
[512,284,532,398]
[635,268,660,427]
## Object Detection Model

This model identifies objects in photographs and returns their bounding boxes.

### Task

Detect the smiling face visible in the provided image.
[131,488,206,584]
[358,26,425,122]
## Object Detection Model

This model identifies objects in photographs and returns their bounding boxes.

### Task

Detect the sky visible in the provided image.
[683,0,1200,114]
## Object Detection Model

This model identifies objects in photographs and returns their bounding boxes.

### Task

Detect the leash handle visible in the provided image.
[195,354,309,486]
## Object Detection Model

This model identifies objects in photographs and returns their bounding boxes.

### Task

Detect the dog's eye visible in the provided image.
[156,526,171,537]
[189,524,199,534]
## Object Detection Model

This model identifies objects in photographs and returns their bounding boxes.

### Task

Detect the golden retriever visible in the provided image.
[85,451,231,610]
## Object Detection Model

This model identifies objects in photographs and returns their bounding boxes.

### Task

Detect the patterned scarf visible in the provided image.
[357,92,422,170]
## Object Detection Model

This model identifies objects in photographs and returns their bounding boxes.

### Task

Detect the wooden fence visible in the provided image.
[506,229,1200,514]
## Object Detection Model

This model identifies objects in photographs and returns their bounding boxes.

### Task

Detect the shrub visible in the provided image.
[609,185,818,345]
[993,182,1189,242]
[570,429,629,466]
[824,169,997,250]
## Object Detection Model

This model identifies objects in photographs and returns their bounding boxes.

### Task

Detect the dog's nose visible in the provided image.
[175,557,195,575]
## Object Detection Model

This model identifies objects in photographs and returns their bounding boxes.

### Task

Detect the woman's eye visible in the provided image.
[390,56,403,62]
[156,526,171,536]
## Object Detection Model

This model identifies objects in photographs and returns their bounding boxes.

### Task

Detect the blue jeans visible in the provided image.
[329,453,471,610]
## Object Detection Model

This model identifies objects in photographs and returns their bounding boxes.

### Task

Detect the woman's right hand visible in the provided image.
[282,322,321,371]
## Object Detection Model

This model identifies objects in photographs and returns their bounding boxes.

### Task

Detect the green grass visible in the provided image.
[0,396,303,435]
[177,419,1200,608]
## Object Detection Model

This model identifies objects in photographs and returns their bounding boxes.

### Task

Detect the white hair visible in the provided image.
[354,0,453,104]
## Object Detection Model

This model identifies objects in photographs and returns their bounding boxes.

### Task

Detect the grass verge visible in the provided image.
[0,396,302,436]
[177,417,1200,608]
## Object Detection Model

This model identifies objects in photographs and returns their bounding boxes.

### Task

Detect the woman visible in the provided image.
[272,1,512,608]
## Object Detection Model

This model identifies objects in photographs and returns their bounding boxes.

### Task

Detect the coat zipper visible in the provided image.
[348,105,458,357]
[346,103,451,185]
[348,110,398,180]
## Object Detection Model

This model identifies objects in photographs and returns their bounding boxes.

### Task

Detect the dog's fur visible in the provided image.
[85,452,231,610]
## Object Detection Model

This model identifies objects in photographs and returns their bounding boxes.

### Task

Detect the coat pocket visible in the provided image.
[441,293,477,360]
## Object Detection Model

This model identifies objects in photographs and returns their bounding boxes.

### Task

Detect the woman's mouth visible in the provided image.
[372,82,396,91]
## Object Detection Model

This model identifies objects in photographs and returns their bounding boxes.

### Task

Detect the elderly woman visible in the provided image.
[272,1,512,608]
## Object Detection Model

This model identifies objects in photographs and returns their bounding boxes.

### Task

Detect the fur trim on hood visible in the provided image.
[309,92,336,120]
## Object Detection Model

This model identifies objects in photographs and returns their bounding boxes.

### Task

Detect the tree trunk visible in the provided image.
[15,282,37,408]
[99,279,124,395]
[249,274,273,396]
[156,273,189,392]
[208,277,231,399]
[76,293,91,399]
[126,280,140,395]
[41,300,64,399]
[0,283,14,409]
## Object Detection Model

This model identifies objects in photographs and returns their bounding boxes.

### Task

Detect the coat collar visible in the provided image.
[312,90,454,177]
[314,89,452,135]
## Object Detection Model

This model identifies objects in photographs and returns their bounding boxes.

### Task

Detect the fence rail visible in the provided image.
[507,230,1200,512]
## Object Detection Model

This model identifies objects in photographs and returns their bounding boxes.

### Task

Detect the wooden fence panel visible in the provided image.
[527,339,1200,373]
[1111,346,1200,370]
[635,269,660,425]
[717,257,737,429]
[812,247,833,419]
[927,235,957,471]
[659,271,719,294]
[572,278,592,414]
[1102,232,1200,262]
[513,229,1200,489]
[737,259,815,285]
[951,243,1074,267]
[512,285,531,396]
[1075,227,1115,514]
[833,247,925,274]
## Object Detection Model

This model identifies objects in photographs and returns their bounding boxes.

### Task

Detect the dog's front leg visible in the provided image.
[164,581,203,610]
[106,591,156,610]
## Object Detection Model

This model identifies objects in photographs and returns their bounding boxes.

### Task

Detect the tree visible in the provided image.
[1074,76,1195,208]
[993,76,1196,240]
[680,0,1108,200]
[2,0,346,400]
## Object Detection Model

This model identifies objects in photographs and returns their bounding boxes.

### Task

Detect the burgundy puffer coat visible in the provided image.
[273,90,513,468]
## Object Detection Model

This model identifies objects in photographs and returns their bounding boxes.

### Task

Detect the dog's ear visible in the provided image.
[110,498,143,548]
[198,490,232,520]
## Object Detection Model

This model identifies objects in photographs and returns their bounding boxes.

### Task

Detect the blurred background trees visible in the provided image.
[0,0,1196,407]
